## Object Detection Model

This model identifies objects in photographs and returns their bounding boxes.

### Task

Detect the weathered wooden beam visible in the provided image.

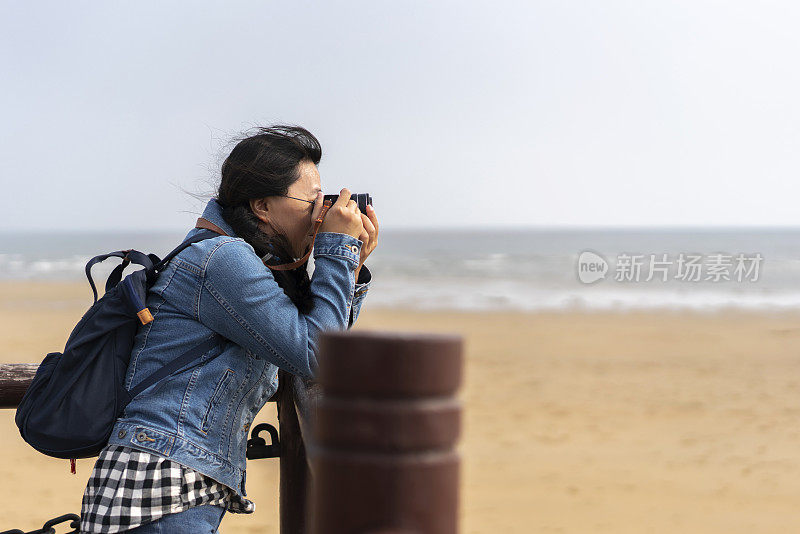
[0,364,40,408]
[311,331,464,534]
[0,363,278,409]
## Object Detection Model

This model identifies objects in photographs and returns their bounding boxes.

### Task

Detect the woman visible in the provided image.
[79,125,379,533]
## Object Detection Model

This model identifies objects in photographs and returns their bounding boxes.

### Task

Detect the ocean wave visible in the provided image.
[6,228,800,312]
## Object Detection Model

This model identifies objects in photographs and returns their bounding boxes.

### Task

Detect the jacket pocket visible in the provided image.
[201,368,235,433]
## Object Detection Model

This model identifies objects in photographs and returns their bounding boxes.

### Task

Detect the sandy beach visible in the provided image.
[3,280,800,533]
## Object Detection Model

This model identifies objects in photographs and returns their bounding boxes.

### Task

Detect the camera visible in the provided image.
[323,193,373,213]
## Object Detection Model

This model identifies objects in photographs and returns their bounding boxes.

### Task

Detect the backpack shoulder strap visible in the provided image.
[150,229,222,276]
[127,334,227,398]
[129,229,231,399]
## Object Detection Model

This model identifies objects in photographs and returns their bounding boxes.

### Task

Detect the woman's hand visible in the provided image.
[355,203,379,280]
[318,188,365,239]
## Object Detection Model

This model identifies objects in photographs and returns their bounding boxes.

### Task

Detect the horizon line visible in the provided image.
[4,223,800,234]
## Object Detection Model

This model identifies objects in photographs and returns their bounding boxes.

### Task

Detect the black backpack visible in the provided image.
[14,229,227,467]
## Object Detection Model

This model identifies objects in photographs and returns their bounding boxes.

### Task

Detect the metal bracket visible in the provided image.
[246,422,280,459]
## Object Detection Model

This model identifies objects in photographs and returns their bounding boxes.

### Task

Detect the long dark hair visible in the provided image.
[216,125,322,314]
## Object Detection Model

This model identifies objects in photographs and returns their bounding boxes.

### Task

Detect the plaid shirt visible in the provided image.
[80,444,255,533]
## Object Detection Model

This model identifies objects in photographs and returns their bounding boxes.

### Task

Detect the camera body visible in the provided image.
[323,193,373,213]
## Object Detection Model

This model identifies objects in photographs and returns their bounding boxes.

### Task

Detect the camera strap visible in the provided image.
[194,199,335,271]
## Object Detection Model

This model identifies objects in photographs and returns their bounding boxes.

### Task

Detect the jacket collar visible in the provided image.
[198,198,290,263]
[198,198,238,238]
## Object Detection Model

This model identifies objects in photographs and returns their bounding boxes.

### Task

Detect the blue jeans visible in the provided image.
[120,504,226,533]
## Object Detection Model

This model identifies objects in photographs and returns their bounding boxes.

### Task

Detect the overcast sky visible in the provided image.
[2,1,800,231]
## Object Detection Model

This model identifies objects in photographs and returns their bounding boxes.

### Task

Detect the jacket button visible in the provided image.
[349,245,359,254]
[136,431,148,442]
[118,430,127,439]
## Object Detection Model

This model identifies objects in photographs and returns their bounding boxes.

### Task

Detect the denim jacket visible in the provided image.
[106,198,371,498]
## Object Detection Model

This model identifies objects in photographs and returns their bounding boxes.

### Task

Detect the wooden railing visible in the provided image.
[0,363,40,408]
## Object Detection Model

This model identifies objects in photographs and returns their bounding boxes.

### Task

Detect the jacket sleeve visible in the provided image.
[348,264,372,328]
[197,232,363,380]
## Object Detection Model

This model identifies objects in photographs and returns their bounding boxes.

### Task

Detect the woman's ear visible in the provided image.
[249,197,270,225]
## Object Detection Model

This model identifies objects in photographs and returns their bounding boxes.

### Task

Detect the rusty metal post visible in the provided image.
[310,331,463,534]
[277,368,312,534]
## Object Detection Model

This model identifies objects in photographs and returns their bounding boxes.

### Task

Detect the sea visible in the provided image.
[1,228,800,313]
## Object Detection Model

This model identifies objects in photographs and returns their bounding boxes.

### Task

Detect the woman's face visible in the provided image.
[250,160,323,259]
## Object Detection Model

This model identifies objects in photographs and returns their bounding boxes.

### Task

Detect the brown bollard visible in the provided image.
[311,331,463,534]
